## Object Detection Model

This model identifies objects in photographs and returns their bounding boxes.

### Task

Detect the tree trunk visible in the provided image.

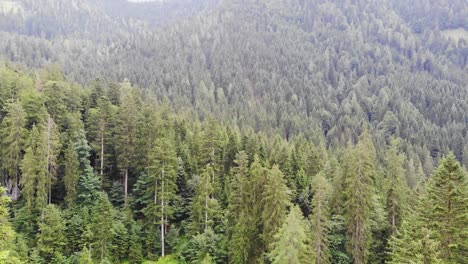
[124,169,128,206]
[161,163,165,257]
[100,130,104,177]
[205,171,209,233]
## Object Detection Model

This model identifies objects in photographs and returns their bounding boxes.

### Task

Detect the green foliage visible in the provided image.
[0,100,27,200]
[261,164,290,250]
[310,173,332,264]
[37,204,66,262]
[0,43,464,263]
[343,129,377,264]
[268,206,309,264]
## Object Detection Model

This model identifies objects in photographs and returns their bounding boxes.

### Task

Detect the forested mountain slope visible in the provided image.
[0,0,467,167]
[0,0,467,263]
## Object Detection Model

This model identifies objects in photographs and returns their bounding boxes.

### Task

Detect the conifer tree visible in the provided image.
[248,155,268,261]
[76,130,101,207]
[261,164,290,250]
[0,100,27,200]
[45,116,60,204]
[20,123,48,213]
[86,193,115,262]
[146,132,178,257]
[421,154,468,263]
[229,151,253,264]
[191,165,219,234]
[200,118,224,196]
[116,82,142,206]
[64,141,80,206]
[87,96,117,181]
[342,129,376,264]
[388,213,442,264]
[310,172,332,264]
[37,204,66,262]
[0,187,22,263]
[268,206,309,264]
[385,138,410,235]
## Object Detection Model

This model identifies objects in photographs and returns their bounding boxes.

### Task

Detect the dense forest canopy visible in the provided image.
[0,0,467,263]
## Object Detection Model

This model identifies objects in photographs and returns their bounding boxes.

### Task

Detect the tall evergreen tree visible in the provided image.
[268,206,309,264]
[64,141,80,206]
[146,132,178,257]
[87,96,117,182]
[229,151,253,264]
[310,172,332,264]
[0,100,27,200]
[45,116,60,204]
[385,138,409,236]
[261,164,290,251]
[342,129,376,264]
[20,123,48,213]
[37,204,66,262]
[421,154,468,263]
[76,130,101,207]
[116,82,141,206]
[85,193,115,262]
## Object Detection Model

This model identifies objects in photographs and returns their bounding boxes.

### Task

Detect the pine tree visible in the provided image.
[45,116,60,204]
[116,82,142,206]
[146,133,178,257]
[200,118,224,198]
[310,173,331,264]
[261,164,290,250]
[64,141,80,206]
[87,96,117,181]
[37,204,66,262]
[0,100,27,200]
[76,130,101,207]
[342,129,376,264]
[20,123,48,213]
[191,164,218,233]
[249,155,268,261]
[86,193,115,262]
[268,206,309,264]
[229,151,253,264]
[385,138,410,236]
[421,154,468,263]
[388,213,442,264]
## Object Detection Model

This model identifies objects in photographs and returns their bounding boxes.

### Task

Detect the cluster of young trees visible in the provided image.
[0,65,466,264]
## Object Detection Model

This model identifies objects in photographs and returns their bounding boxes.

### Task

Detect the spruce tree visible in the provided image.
[229,151,254,264]
[310,173,331,264]
[268,206,309,264]
[342,129,376,264]
[76,130,101,207]
[421,154,468,263]
[64,141,80,206]
[37,204,66,262]
[116,82,142,206]
[385,138,410,235]
[146,133,178,257]
[45,116,60,204]
[20,123,48,213]
[87,96,117,181]
[85,193,115,262]
[0,100,27,200]
[261,164,290,250]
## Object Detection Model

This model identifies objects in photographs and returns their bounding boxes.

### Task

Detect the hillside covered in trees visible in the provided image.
[0,0,467,263]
